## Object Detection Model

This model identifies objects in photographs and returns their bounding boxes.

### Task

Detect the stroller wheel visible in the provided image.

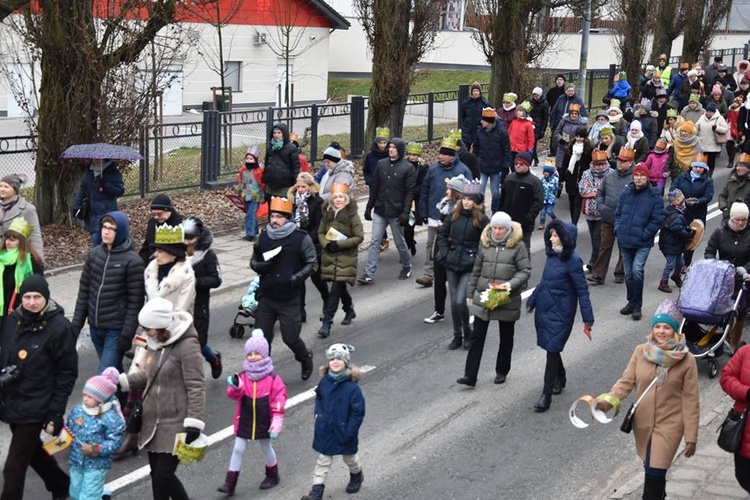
[229,324,245,339]
[707,359,719,379]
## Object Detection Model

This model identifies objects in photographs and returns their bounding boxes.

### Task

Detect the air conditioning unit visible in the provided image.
[253,33,267,46]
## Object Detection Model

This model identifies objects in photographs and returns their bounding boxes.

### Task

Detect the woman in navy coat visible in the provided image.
[527,220,594,412]
[72,159,124,246]
[671,157,715,269]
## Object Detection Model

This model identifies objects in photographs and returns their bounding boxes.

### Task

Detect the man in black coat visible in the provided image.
[529,87,550,167]
[250,197,316,380]
[498,152,544,251]
[138,193,183,264]
[473,109,512,213]
[72,211,144,374]
[0,275,78,500]
[460,82,490,150]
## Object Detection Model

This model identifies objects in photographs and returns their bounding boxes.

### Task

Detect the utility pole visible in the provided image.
[578,0,591,100]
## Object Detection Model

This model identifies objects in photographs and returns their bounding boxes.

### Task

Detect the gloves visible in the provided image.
[184,427,200,445]
[251,259,272,275]
[398,213,409,225]
[325,242,339,253]
[45,413,64,436]
[685,197,698,206]
[269,416,283,440]
[290,274,303,288]
[364,209,372,221]
[117,335,132,354]
[81,443,100,457]
[227,374,240,388]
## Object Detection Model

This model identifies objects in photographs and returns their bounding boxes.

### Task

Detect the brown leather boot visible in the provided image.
[729,320,745,352]
[112,432,139,460]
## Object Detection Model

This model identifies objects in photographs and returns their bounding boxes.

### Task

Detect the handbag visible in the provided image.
[714,130,728,144]
[75,197,90,220]
[125,347,171,434]
[620,373,661,434]
[717,406,749,453]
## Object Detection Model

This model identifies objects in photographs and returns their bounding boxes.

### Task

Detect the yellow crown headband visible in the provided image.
[154,223,184,245]
[7,217,32,239]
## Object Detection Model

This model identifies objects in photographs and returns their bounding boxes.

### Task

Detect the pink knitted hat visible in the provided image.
[83,367,120,403]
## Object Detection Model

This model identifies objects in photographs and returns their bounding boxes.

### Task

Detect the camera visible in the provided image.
[0,365,20,389]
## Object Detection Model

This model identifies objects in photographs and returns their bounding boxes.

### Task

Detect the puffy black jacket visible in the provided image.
[460,95,490,147]
[658,207,693,255]
[366,139,416,219]
[473,122,511,174]
[498,171,544,228]
[705,223,750,269]
[189,226,222,344]
[529,97,550,140]
[0,301,78,424]
[72,236,145,339]
[437,209,489,273]
[263,122,300,192]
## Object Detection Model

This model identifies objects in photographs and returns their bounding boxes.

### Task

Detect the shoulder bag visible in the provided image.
[621,373,661,434]
[126,347,171,434]
[717,405,749,453]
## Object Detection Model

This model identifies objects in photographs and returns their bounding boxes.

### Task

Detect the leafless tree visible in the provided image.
[648,0,684,62]
[610,0,653,90]
[681,0,732,64]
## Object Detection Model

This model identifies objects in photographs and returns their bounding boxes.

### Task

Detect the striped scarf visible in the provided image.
[642,332,688,368]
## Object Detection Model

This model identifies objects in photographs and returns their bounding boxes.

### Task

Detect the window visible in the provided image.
[224,61,241,92]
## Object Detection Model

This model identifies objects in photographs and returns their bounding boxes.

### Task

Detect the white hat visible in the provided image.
[532,87,543,96]
[730,202,750,220]
[629,120,642,131]
[138,297,174,330]
[326,343,355,366]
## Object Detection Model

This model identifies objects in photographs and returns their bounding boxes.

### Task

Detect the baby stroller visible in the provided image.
[677,259,745,378]
[229,277,259,339]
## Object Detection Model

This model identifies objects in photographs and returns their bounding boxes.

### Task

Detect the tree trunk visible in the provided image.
[619,0,649,91]
[648,0,680,62]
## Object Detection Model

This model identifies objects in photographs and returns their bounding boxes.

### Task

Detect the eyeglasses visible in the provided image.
[101,225,116,232]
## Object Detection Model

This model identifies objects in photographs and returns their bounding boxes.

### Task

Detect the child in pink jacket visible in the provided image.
[218,329,287,496]
[644,138,671,194]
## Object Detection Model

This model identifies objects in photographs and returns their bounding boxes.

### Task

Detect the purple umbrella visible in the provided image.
[60,143,143,161]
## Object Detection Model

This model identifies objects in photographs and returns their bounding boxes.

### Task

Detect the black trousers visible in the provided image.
[464,317,515,380]
[148,452,188,500]
[433,260,447,315]
[569,194,582,225]
[1,423,69,500]
[300,263,329,313]
[735,453,750,494]
[255,295,309,362]
[323,281,353,321]
[543,351,566,397]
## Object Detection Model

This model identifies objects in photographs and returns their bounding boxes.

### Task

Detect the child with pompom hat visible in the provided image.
[218,329,287,496]
[66,367,125,500]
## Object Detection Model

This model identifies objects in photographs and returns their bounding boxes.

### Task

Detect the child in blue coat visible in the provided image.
[658,189,694,293]
[302,344,366,500]
[539,161,559,229]
[66,367,125,500]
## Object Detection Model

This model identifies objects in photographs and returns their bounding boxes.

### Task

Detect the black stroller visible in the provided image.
[229,277,259,339]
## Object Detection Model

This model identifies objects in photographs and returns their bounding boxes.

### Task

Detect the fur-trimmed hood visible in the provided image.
[544,219,577,260]
[319,364,361,381]
[480,221,524,249]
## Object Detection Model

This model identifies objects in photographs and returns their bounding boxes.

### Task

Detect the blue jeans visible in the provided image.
[89,327,124,374]
[661,253,684,281]
[539,203,557,223]
[480,172,503,212]
[201,344,216,363]
[620,246,651,309]
[365,213,411,278]
[245,201,260,237]
[90,231,102,247]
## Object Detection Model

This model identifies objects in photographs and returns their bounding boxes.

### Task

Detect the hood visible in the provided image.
[390,138,406,160]
[145,310,194,350]
[615,80,631,90]
[544,219,577,260]
[331,158,355,176]
[369,140,389,157]
[270,122,290,144]
[106,211,131,248]
[480,221,524,249]
[195,224,213,251]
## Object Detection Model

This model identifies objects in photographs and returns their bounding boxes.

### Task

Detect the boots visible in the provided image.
[341,307,356,325]
[658,280,672,293]
[301,350,314,381]
[533,393,551,413]
[318,320,332,338]
[302,484,325,500]
[112,432,138,459]
[218,470,240,495]
[642,474,666,500]
[552,374,566,395]
[210,351,223,380]
[729,320,745,351]
[448,335,462,350]
[259,463,279,489]
[346,470,364,493]
[449,306,463,350]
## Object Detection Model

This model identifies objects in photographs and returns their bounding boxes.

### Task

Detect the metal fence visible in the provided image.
[0,135,36,196]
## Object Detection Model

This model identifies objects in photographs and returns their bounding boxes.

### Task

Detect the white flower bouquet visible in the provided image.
[479,282,511,310]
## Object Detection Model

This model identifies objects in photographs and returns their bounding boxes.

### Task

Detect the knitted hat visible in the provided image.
[591,149,609,164]
[617,147,636,161]
[84,367,120,404]
[481,107,496,122]
[490,211,512,230]
[470,81,482,92]
[446,174,467,193]
[542,164,556,175]
[502,92,517,103]
[651,299,683,333]
[595,109,608,120]
[326,343,355,366]
[19,274,49,302]
[269,196,293,218]
[514,152,532,167]
[730,202,750,220]
[575,126,587,138]
[667,188,685,206]
[655,88,667,97]
[646,65,655,72]
[632,163,650,178]
[532,87,543,96]
[323,146,341,163]
[688,69,699,78]
[0,174,25,194]
[712,84,723,96]
[150,193,173,211]
[629,120,642,132]
[244,329,269,358]
[679,120,695,135]
[706,102,718,113]
[138,297,174,330]
[609,99,621,111]
[406,142,423,155]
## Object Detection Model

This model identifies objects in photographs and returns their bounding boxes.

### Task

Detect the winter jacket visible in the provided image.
[625,135,650,164]
[727,107,741,140]
[437,209,489,273]
[561,146,592,196]
[313,368,365,456]
[666,72,687,101]
[546,85,566,129]
[144,259,196,313]
[467,223,531,323]
[365,139,416,219]
[495,106,516,129]
[72,228,145,339]
[319,200,364,285]
[0,300,78,425]
[227,372,286,440]
[635,114,659,148]
[542,173,560,205]
[672,171,715,223]
[498,170,544,229]
[473,121,511,174]
[680,103,705,125]
[658,206,692,255]
[410,160,429,209]
[607,345,699,469]
[644,150,670,184]
[456,148,480,179]
[251,228,317,301]
[640,80,664,102]
[528,220,594,353]
[508,117,535,153]
[550,94,587,133]
[720,345,750,459]
[72,164,124,235]
[418,158,472,221]
[704,222,750,269]
[529,97,549,140]
[263,123,300,196]
[288,189,324,252]
[719,170,750,220]
[120,314,205,454]
[187,226,221,345]
[695,112,729,153]
[553,115,589,169]
[579,166,610,219]
[607,79,632,99]
[319,159,356,202]
[652,101,670,132]
[0,196,44,262]
[614,183,666,249]
[597,165,634,224]
[237,164,265,203]
[363,142,389,187]
[66,400,124,470]
[460,94,490,147]
[138,210,183,264]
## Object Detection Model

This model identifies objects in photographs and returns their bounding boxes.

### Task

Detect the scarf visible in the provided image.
[266,220,297,240]
[328,368,350,381]
[244,356,275,381]
[0,248,34,316]
[552,245,563,254]
[689,170,701,181]
[294,191,310,227]
[626,130,644,149]
[642,332,688,368]
[490,230,511,245]
[188,249,207,267]
[588,121,607,144]
[673,135,700,170]
[609,112,623,124]
[503,103,516,112]
[729,218,746,232]
[568,142,584,173]
[270,138,284,151]
[0,196,18,217]
[83,398,123,421]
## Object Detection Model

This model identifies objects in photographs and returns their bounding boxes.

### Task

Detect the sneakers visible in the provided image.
[398,267,412,280]
[357,275,373,285]
[614,276,625,284]
[586,275,604,285]
[424,311,445,323]
[416,275,433,287]
[211,351,223,380]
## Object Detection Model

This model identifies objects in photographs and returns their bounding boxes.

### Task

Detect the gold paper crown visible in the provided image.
[375,126,390,139]
[568,103,581,112]
[154,223,185,245]
[591,150,609,162]
[617,147,636,161]
[519,101,532,112]
[449,128,462,144]
[738,153,750,165]
[666,108,678,117]
[330,183,349,195]
[692,153,708,165]
[7,217,32,239]
[440,135,457,151]
[544,157,556,168]
[406,142,423,155]
[269,196,293,215]
[502,92,517,103]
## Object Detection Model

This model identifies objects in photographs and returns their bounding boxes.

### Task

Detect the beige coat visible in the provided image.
[144,259,196,313]
[608,344,699,469]
[0,196,44,261]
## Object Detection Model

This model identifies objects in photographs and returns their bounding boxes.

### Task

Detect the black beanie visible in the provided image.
[150,194,173,211]
[19,274,50,302]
